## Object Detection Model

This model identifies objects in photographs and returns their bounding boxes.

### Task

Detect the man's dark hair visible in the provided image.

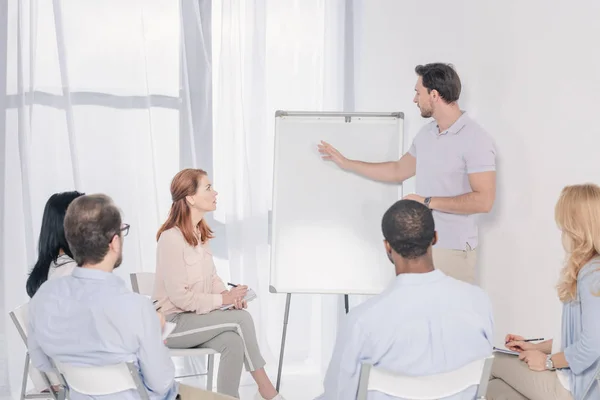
[64,194,122,265]
[415,63,461,103]
[382,200,435,260]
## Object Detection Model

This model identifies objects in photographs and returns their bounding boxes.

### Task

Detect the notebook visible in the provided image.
[162,322,177,340]
[220,288,257,311]
[493,347,520,356]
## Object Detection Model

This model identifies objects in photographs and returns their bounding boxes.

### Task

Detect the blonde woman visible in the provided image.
[487,184,600,400]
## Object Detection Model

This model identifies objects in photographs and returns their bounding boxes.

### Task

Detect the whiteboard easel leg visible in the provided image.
[276,293,291,392]
[344,294,349,314]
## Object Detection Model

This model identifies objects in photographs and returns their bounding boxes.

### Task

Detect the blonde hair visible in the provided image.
[555,183,600,302]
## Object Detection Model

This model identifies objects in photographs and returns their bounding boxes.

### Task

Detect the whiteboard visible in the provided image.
[269,111,404,295]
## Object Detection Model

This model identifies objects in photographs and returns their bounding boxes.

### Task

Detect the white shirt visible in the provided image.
[317,270,494,400]
[47,254,77,279]
[552,329,571,391]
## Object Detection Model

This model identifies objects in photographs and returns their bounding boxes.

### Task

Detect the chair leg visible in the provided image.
[40,372,57,400]
[21,353,29,400]
[56,386,67,400]
[206,354,214,391]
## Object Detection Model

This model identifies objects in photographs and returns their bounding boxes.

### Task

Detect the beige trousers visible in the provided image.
[432,245,477,284]
[167,310,266,398]
[486,353,573,400]
[178,383,236,399]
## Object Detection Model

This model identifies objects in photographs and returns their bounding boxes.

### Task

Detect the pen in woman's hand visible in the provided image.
[505,337,545,344]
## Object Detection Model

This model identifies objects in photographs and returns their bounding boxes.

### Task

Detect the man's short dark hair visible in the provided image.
[415,63,461,103]
[64,194,122,265]
[382,200,435,260]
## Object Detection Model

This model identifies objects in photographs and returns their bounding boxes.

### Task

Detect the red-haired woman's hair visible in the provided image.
[156,168,214,246]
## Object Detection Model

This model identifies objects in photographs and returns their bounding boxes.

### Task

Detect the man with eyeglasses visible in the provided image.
[27,194,230,399]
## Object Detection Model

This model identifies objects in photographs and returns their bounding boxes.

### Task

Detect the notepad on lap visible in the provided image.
[220,288,257,311]
[162,322,177,340]
[493,347,520,356]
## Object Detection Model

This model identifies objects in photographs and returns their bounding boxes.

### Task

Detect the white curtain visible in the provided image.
[1,0,355,397]
[212,0,354,392]
[0,0,212,396]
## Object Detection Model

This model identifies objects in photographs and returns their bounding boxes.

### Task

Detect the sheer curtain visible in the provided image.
[212,0,354,391]
[1,0,355,396]
[0,0,209,396]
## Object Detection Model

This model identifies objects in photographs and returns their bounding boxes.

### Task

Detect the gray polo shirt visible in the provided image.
[408,112,496,250]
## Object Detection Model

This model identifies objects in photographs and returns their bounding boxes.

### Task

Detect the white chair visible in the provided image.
[9,303,58,400]
[52,360,149,400]
[356,356,495,400]
[130,272,156,296]
[130,272,218,391]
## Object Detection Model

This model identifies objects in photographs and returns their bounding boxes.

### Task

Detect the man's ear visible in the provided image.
[432,231,438,246]
[109,234,121,254]
[384,240,392,254]
[383,240,395,264]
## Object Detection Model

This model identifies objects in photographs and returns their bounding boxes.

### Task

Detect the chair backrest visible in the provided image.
[357,356,495,400]
[53,360,149,400]
[9,303,30,344]
[130,272,155,296]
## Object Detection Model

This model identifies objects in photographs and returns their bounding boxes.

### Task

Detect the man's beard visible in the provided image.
[113,252,123,269]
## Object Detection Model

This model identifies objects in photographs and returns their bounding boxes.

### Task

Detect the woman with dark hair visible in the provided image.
[25,191,84,393]
[153,169,283,400]
[26,191,85,297]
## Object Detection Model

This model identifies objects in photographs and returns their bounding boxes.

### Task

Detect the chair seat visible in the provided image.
[129,273,219,391]
[169,348,218,357]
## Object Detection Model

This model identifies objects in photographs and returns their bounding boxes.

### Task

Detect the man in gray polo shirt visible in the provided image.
[318,63,496,284]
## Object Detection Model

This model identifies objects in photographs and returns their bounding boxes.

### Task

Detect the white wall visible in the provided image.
[353,0,600,345]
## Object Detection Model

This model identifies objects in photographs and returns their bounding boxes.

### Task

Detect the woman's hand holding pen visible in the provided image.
[157,311,166,330]
[222,283,248,307]
[153,300,166,330]
[504,334,550,354]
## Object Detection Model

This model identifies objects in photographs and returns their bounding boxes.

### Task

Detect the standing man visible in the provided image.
[318,63,496,284]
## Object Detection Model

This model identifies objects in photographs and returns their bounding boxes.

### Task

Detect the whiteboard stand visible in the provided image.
[344,295,349,314]
[275,292,291,392]
[273,291,350,391]
[270,111,404,391]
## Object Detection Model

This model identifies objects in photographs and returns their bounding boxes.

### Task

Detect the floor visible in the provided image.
[0,374,323,400]
[181,373,323,400]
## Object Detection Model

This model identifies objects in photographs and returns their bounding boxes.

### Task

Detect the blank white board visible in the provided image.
[270,111,404,295]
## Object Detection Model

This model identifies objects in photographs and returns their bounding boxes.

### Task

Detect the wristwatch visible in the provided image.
[424,197,432,208]
[545,354,555,371]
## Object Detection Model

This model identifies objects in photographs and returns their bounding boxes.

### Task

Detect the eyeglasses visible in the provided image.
[109,224,130,245]
[120,223,130,237]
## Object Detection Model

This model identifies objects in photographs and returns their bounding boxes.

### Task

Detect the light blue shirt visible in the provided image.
[28,268,178,400]
[561,259,600,400]
[317,270,494,400]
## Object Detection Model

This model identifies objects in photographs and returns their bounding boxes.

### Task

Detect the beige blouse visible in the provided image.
[153,227,226,316]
